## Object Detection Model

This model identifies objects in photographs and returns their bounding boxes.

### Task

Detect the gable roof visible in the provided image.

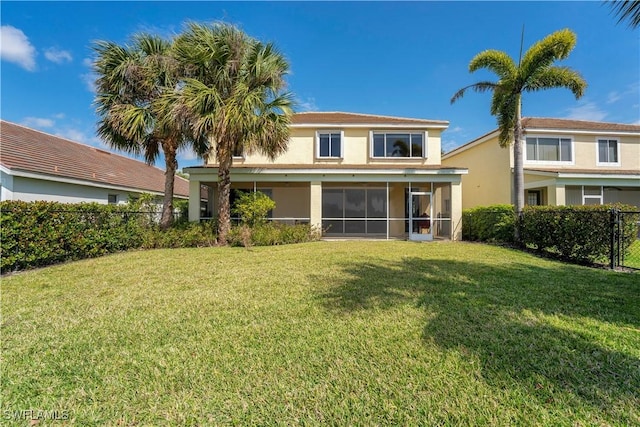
[0,120,190,197]
[443,117,640,159]
[292,111,448,128]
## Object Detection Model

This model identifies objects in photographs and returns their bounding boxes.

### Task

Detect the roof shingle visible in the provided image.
[0,120,190,197]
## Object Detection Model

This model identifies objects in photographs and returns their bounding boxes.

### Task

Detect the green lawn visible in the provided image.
[2,242,639,425]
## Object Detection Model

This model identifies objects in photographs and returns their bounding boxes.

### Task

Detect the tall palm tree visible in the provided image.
[451,28,586,217]
[173,22,293,245]
[93,34,208,229]
[607,0,640,28]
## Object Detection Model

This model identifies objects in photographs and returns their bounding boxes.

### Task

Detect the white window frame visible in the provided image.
[595,137,621,166]
[582,185,603,205]
[316,130,344,159]
[524,134,574,165]
[370,130,428,159]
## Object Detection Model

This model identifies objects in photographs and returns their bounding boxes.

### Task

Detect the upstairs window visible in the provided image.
[372,132,425,158]
[317,132,342,158]
[107,194,118,204]
[597,138,619,165]
[526,137,572,162]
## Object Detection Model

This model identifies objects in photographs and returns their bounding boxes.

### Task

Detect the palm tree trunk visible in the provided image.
[160,143,177,230]
[217,147,233,245]
[513,95,525,242]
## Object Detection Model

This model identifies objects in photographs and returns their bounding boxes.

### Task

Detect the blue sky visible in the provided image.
[2,1,639,168]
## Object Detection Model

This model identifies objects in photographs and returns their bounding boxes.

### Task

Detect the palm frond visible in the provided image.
[469,50,517,79]
[520,29,577,81]
[525,66,587,98]
[606,0,640,28]
[450,81,498,104]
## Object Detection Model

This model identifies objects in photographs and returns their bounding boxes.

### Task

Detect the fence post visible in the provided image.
[609,208,617,270]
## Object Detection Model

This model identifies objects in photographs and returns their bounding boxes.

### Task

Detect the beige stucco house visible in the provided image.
[442,118,640,209]
[186,112,468,240]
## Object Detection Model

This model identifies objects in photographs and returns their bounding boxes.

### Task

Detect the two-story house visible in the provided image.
[186,112,468,240]
[442,118,640,209]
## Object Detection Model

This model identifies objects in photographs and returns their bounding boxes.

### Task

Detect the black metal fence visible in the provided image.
[612,210,640,270]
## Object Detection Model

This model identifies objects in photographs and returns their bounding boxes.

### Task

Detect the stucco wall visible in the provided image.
[524,132,640,170]
[442,135,512,208]
[211,127,444,167]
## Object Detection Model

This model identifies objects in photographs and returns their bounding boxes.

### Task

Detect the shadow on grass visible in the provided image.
[313,256,640,420]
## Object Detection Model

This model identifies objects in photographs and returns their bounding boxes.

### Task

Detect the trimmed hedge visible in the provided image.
[462,203,639,265]
[1,201,145,273]
[462,205,516,243]
[0,201,322,273]
[520,204,639,263]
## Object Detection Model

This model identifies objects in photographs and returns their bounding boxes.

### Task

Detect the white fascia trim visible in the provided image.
[555,172,640,180]
[526,128,640,137]
[2,166,188,199]
[292,123,448,130]
[228,167,468,176]
[442,130,500,159]
[229,173,464,184]
[525,168,640,180]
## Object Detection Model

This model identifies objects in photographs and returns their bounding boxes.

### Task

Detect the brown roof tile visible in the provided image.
[0,120,189,197]
[292,111,448,127]
[522,117,640,132]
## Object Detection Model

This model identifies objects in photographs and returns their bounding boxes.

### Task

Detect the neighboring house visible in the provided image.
[442,118,640,209]
[0,120,190,205]
[186,112,468,240]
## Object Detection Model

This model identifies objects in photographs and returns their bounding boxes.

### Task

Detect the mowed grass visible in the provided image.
[1,242,639,426]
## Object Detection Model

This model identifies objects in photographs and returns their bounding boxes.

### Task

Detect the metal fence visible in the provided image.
[612,210,640,270]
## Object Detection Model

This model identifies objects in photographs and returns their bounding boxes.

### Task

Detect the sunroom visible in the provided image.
[186,165,467,240]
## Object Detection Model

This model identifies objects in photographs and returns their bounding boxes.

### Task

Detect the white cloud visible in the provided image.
[177,147,200,162]
[44,47,72,64]
[0,25,36,71]
[564,102,608,122]
[296,97,318,112]
[81,73,97,93]
[606,91,621,104]
[21,116,55,128]
[81,57,97,92]
[448,126,463,133]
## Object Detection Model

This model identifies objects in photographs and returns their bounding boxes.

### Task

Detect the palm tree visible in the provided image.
[451,28,586,217]
[606,0,640,28]
[93,34,208,229]
[173,22,293,245]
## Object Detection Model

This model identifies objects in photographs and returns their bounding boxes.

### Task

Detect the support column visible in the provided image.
[189,179,201,222]
[310,181,322,231]
[451,180,463,241]
[553,184,565,207]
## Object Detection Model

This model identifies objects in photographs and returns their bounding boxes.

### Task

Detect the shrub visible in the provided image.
[228,223,321,247]
[462,205,516,243]
[520,204,639,264]
[0,201,145,273]
[140,221,217,249]
[232,191,276,227]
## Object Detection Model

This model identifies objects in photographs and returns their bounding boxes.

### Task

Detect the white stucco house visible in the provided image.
[0,120,190,204]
